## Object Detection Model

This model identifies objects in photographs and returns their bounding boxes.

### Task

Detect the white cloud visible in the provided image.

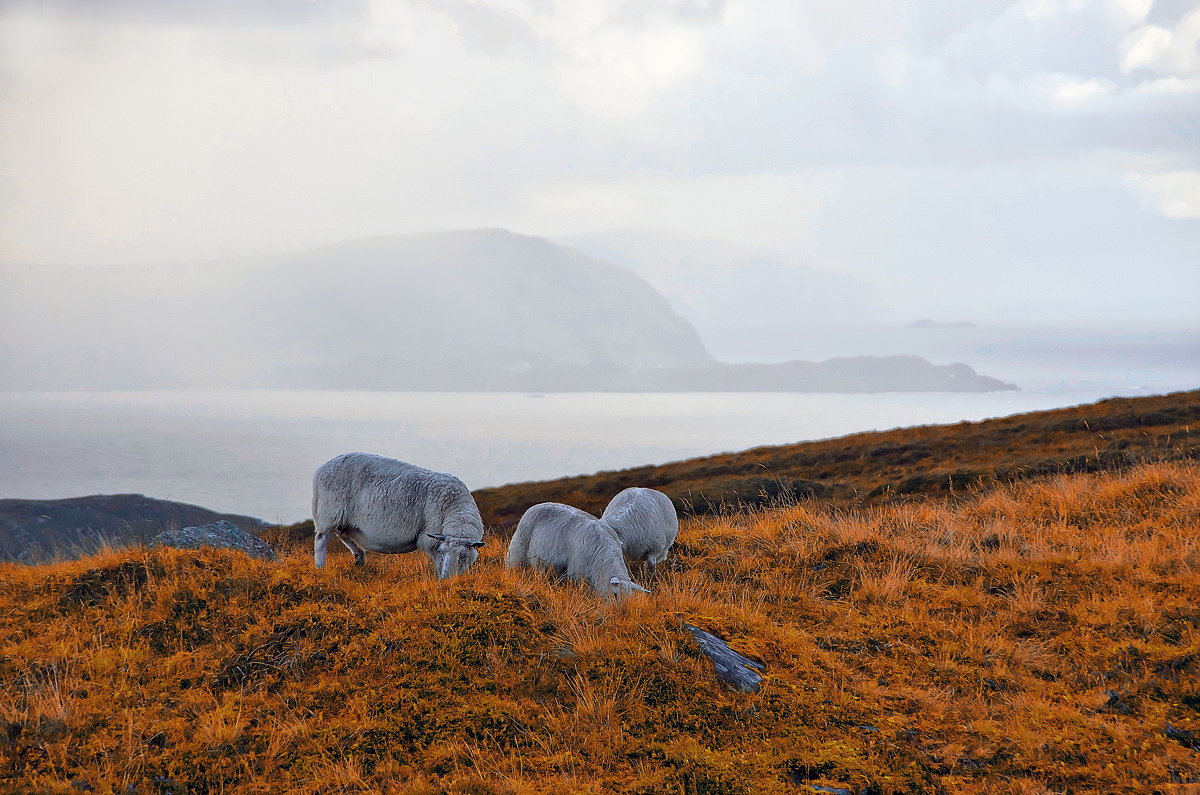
[0,0,1196,327]
[1052,76,1115,103]
[555,23,706,119]
[1130,170,1200,217]
[1109,0,1153,24]
[1120,8,1200,75]
[519,172,826,249]
[1019,0,1087,20]
[1133,74,1200,94]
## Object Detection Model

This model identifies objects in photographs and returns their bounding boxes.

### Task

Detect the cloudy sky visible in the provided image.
[1,0,1197,323]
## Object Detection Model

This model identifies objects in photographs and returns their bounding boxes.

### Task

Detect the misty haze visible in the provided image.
[1,0,1196,515]
[1,2,1199,790]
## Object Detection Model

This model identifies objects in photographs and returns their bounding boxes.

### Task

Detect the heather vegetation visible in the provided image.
[473,389,1200,529]
[3,458,1199,793]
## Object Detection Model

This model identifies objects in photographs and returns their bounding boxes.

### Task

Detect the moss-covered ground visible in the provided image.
[2,461,1199,793]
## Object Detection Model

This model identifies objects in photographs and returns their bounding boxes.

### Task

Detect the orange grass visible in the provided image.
[472,389,1200,529]
[2,462,1199,793]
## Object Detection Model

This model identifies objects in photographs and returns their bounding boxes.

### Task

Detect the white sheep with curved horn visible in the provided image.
[312,452,486,579]
[601,487,678,574]
[505,502,650,600]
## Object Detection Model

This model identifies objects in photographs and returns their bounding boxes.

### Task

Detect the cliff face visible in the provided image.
[247,229,715,388]
[0,230,712,390]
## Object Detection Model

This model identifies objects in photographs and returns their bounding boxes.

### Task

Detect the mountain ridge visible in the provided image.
[0,228,1014,392]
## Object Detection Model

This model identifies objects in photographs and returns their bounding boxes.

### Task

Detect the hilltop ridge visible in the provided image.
[474,388,1200,529]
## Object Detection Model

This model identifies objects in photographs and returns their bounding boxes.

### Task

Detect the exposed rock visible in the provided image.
[684,623,765,693]
[0,494,270,565]
[1165,723,1200,751]
[153,520,278,562]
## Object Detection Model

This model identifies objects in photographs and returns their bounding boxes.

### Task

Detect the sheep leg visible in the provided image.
[336,528,366,567]
[314,526,331,569]
[646,551,668,580]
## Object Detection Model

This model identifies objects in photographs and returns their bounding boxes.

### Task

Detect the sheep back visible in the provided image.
[506,502,634,595]
[601,487,678,565]
[313,452,483,553]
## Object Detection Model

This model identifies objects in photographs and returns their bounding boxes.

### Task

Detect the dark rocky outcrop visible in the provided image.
[0,494,269,564]
[153,520,278,561]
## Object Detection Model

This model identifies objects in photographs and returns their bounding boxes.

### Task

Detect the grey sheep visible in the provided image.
[312,452,485,578]
[505,502,650,600]
[602,487,678,573]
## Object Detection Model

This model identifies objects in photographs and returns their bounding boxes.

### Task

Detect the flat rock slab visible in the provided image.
[153,520,278,561]
[684,623,765,693]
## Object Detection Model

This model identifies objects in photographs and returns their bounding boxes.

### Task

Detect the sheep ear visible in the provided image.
[428,533,446,542]
[469,540,486,548]
[633,583,651,593]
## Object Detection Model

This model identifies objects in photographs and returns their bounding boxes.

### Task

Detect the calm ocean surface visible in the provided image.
[0,387,1172,523]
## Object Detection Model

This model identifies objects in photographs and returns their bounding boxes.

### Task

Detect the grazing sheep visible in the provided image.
[505,502,649,600]
[312,452,485,579]
[602,487,678,574]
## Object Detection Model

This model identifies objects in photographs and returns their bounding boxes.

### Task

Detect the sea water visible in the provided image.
[0,386,1168,523]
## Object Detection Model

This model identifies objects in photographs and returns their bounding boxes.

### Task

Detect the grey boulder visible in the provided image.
[153,520,278,561]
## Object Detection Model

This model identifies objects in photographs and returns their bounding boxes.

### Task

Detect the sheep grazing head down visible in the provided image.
[609,576,651,600]
[428,533,486,580]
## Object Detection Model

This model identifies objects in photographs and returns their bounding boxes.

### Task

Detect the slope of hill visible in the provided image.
[2,460,1197,793]
[474,389,1200,529]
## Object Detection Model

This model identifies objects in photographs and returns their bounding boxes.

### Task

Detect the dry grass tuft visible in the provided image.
[2,461,1199,792]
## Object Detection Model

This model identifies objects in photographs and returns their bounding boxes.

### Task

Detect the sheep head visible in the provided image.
[428,533,486,580]
[608,576,651,600]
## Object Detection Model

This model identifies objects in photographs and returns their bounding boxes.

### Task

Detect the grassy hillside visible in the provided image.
[474,389,1200,530]
[3,461,1199,793]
